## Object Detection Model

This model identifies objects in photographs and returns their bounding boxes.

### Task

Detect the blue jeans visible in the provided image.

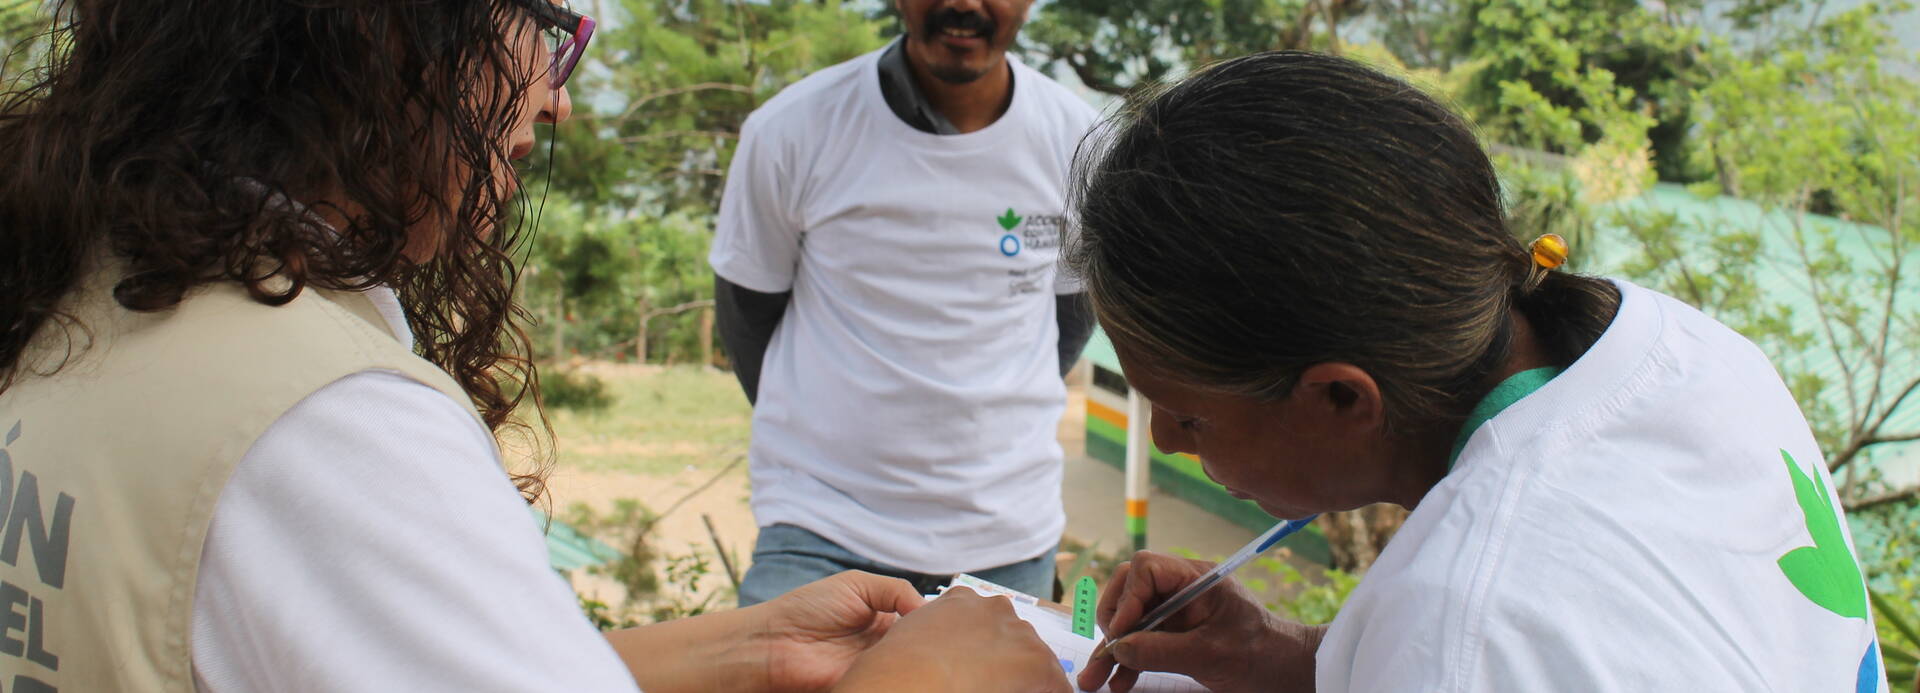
[737,523,1058,607]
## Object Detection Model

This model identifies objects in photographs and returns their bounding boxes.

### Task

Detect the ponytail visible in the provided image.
[1514,270,1621,368]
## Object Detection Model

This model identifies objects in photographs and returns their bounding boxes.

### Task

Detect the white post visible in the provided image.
[1124,388,1151,552]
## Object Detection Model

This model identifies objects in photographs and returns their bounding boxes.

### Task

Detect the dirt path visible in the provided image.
[544,462,755,609]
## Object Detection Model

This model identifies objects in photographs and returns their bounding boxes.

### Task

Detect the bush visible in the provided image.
[1254,555,1361,626]
[541,368,615,413]
[562,499,724,628]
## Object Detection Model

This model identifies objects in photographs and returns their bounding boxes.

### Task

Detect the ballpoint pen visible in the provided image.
[1090,514,1319,661]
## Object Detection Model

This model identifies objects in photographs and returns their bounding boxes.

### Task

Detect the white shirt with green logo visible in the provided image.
[1317,280,1888,692]
[708,48,1099,572]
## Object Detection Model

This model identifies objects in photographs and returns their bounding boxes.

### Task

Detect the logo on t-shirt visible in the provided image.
[997,208,1024,256]
[996,209,1067,297]
[1775,449,1884,692]
[993,208,1065,258]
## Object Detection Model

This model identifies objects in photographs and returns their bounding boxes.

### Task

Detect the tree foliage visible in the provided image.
[535,0,885,214]
[0,0,50,85]
[1616,2,1919,507]
[1021,0,1362,96]
[1449,0,1703,182]
[521,0,886,363]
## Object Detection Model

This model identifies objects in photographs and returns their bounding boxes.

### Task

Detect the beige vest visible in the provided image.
[0,267,484,692]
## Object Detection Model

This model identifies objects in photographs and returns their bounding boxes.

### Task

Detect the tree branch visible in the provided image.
[1320,0,1342,55]
[615,130,739,144]
[662,168,725,178]
[1831,414,1920,475]
[589,82,754,123]
[1845,484,1920,512]
[1280,3,1318,49]
[1866,430,1920,446]
[1064,53,1129,97]
[1865,375,1920,445]
[1789,209,1864,438]
[642,299,716,321]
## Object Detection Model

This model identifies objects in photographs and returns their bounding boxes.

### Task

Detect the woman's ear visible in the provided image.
[1289,362,1385,433]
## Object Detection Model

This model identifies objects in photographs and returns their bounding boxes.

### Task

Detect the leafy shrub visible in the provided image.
[562,499,724,627]
[541,368,615,413]
[1873,586,1920,690]
[1256,555,1361,626]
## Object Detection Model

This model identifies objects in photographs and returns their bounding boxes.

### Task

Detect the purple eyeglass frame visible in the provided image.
[517,1,596,89]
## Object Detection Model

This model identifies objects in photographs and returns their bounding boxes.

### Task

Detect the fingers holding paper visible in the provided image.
[835,585,1071,693]
[1081,551,1322,693]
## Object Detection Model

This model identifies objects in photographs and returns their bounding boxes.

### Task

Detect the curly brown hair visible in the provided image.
[0,0,558,497]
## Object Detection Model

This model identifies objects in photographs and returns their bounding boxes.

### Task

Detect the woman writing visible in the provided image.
[0,1,1067,691]
[1071,52,1886,692]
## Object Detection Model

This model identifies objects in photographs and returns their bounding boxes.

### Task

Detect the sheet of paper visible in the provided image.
[933,586,1207,693]
[1009,599,1208,693]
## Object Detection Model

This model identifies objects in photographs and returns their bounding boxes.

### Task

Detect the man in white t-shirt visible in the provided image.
[708,0,1100,605]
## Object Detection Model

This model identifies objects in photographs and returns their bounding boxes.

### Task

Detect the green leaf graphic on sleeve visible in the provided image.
[997,208,1023,230]
[1777,450,1868,620]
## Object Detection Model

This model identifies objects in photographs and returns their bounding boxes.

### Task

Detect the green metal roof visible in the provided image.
[531,509,624,572]
[1084,328,1121,372]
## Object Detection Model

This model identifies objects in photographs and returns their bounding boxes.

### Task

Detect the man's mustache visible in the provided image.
[923,8,996,40]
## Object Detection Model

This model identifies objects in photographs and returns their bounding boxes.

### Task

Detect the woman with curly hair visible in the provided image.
[0,1,1067,691]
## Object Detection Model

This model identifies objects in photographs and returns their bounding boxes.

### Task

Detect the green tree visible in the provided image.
[1598,14,1919,682]
[537,0,885,213]
[1020,0,1363,97]
[1448,0,1704,182]
[523,0,887,362]
[0,0,49,84]
[1636,2,1920,510]
[522,192,717,363]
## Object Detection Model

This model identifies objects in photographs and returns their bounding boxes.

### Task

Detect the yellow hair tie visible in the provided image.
[1530,233,1569,270]
[1521,234,1568,295]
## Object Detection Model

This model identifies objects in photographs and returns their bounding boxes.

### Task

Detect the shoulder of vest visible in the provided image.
[195,283,475,414]
[34,277,482,429]
[0,277,495,692]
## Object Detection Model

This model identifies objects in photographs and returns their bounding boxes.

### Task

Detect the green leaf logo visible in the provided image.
[1776,450,1868,620]
[997,208,1022,231]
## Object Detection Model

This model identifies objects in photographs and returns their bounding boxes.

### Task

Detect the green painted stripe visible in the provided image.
[1126,516,1148,535]
[1086,423,1332,566]
[1087,417,1213,484]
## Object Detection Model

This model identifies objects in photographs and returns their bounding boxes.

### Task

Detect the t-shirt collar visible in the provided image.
[874,35,1016,136]
[1448,366,1562,470]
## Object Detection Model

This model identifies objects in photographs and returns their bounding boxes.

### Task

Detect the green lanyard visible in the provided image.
[1447,367,1562,470]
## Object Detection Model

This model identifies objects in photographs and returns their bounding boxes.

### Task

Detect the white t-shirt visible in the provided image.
[708,49,1100,572]
[191,287,639,692]
[1317,280,1889,692]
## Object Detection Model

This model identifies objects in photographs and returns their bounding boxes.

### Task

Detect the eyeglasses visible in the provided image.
[516,0,596,89]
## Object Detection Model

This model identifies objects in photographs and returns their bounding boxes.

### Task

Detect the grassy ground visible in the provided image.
[533,363,758,621]
[536,362,1326,625]
[542,363,752,476]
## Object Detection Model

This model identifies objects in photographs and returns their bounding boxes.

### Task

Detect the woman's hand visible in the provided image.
[1078,551,1325,693]
[606,570,922,693]
[751,570,927,692]
[833,586,1071,693]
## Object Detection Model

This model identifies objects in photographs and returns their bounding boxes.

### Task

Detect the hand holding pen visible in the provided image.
[1078,516,1322,693]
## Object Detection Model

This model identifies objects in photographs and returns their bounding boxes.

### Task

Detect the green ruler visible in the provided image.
[1072,576,1098,638]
